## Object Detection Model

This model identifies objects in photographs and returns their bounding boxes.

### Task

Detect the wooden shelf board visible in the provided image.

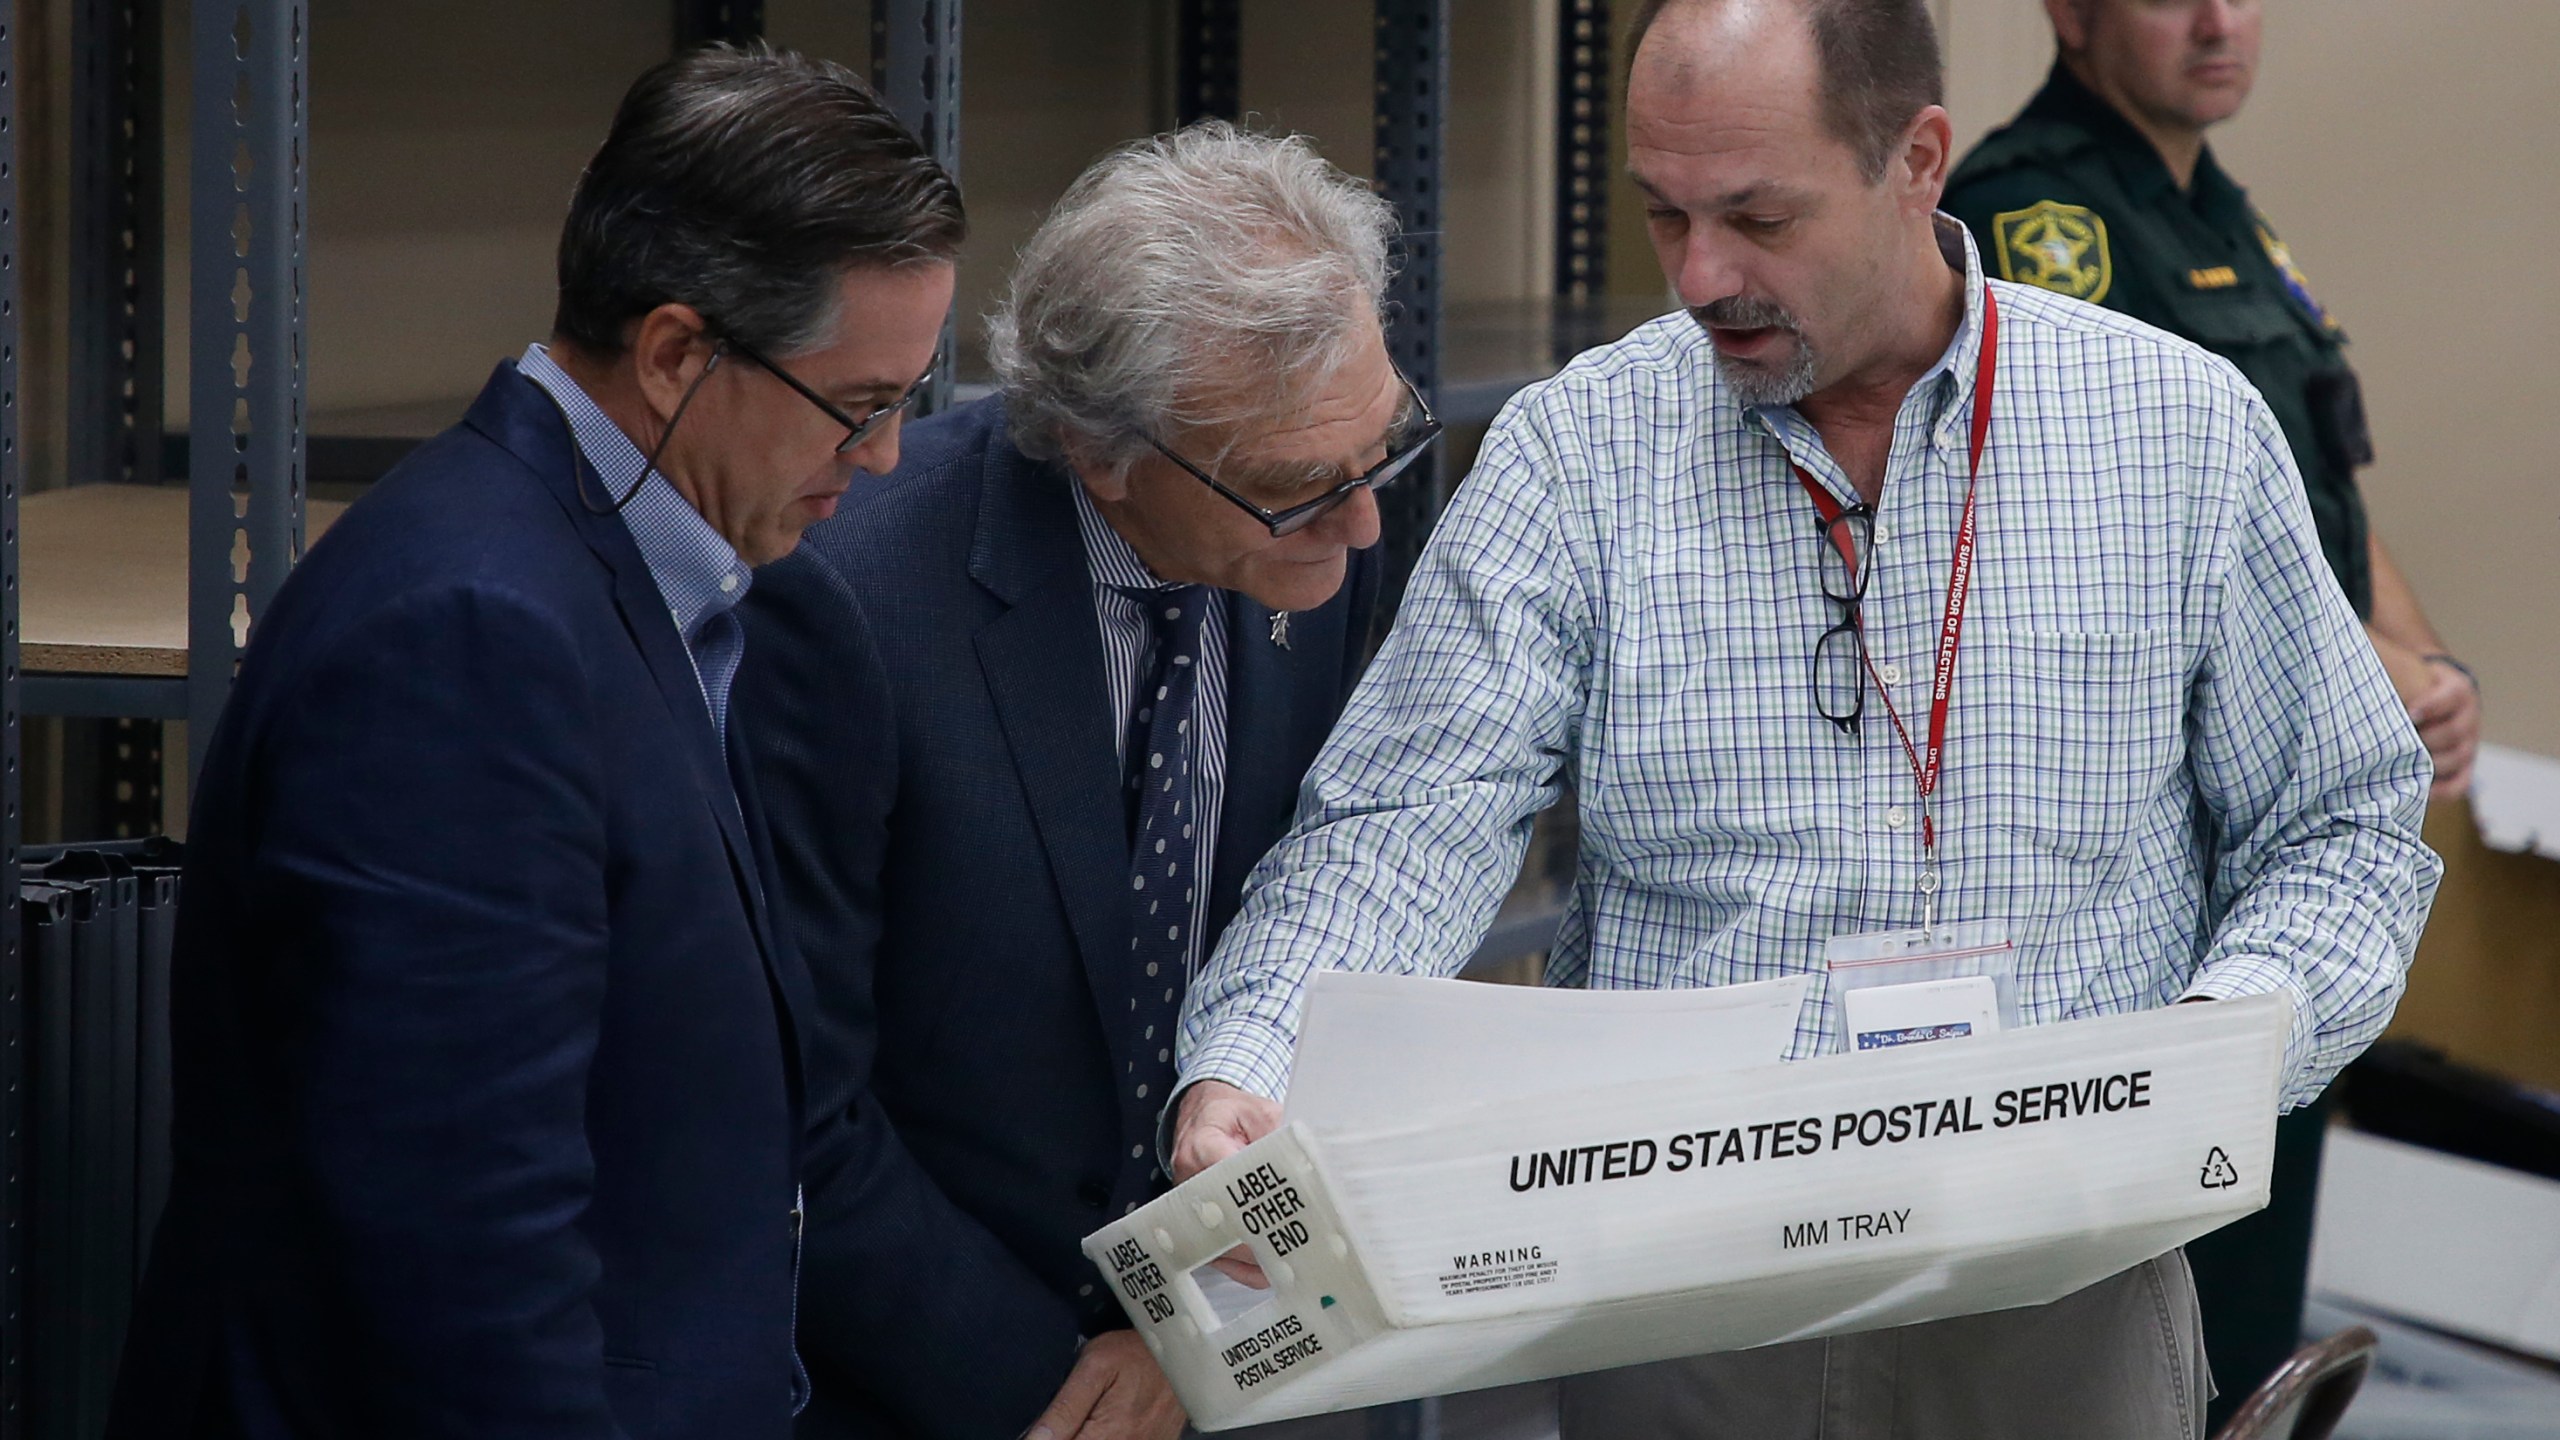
[23,485,347,677]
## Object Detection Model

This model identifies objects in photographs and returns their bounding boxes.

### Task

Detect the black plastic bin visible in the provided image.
[14,840,185,1440]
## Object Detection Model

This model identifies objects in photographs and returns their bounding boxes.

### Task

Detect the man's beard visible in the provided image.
[1691,295,1820,408]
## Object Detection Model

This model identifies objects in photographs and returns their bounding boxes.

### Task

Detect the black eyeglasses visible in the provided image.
[1813,504,1876,734]
[1146,371,1444,538]
[722,335,937,455]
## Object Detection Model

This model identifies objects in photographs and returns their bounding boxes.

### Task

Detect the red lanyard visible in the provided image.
[1793,285,1999,906]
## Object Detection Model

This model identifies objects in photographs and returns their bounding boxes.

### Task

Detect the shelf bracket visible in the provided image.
[72,0,166,490]
[187,0,310,778]
[1553,0,1611,340]
[1372,0,1448,638]
[872,0,962,417]
[1176,0,1241,126]
[0,0,26,1424]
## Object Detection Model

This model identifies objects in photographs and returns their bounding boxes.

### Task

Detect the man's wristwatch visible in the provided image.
[2421,652,2479,691]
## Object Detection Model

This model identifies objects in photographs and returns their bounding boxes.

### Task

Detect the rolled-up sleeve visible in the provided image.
[2180,384,2440,1108]
[1176,419,1595,1101]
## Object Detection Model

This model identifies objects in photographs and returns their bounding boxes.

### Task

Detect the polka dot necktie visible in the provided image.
[1121,583,1209,1175]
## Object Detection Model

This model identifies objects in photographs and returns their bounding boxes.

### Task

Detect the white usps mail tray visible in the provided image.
[1085,980,2285,1430]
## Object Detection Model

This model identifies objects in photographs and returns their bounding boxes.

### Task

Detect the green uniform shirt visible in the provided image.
[1946,63,2375,617]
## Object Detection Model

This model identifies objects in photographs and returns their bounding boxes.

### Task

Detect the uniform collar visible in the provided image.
[2023,60,2189,209]
[2184,145,2257,230]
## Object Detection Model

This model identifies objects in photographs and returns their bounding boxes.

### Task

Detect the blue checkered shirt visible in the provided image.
[519,344,753,744]
[1178,223,2438,1113]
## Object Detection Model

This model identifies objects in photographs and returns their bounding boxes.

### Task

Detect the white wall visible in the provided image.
[2214,2,2560,761]
[1935,0,2560,760]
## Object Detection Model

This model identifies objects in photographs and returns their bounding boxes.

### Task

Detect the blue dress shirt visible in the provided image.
[519,343,752,744]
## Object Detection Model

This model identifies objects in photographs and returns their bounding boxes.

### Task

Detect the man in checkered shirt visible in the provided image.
[1167,0,2438,1434]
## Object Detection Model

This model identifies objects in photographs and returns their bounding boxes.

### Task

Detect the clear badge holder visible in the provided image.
[1824,920,2019,1053]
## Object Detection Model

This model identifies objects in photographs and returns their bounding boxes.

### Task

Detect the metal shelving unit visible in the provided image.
[69,0,163,497]
[50,0,172,839]
[4,10,28,1435]
[11,6,310,1426]
[31,0,309,771]
[185,0,309,776]
[1371,0,1448,626]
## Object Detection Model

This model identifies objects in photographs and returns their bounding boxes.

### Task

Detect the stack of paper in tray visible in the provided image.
[1086,972,2286,1430]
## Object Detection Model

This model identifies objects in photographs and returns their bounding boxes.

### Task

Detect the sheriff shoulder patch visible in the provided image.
[1992,200,2112,303]
[2256,217,2342,334]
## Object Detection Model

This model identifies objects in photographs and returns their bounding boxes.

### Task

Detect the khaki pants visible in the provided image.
[1560,1252,2210,1440]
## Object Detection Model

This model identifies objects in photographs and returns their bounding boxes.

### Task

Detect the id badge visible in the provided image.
[1824,921,2017,1053]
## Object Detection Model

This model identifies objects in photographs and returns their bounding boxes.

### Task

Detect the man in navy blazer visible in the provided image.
[735,125,1422,1440]
[109,47,962,1440]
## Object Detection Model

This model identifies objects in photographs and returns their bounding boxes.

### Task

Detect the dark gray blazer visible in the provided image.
[734,396,1379,1439]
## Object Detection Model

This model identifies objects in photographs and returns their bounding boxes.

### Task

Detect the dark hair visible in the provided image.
[554,43,967,357]
[1628,0,1943,180]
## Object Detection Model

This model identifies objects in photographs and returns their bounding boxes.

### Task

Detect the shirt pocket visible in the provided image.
[1968,629,2186,863]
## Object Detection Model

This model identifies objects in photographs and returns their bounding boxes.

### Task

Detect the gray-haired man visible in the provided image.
[735,122,1427,1439]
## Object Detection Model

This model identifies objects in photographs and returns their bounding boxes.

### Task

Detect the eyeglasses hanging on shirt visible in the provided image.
[1812,503,1878,733]
[1795,283,2002,931]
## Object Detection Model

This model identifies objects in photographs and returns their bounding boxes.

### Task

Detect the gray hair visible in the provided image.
[987,121,1397,476]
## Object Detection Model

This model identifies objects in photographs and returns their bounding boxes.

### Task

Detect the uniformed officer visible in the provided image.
[1946,2,2481,1427]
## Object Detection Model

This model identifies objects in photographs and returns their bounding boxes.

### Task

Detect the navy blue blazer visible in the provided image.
[110,362,817,1440]
[734,397,1378,1439]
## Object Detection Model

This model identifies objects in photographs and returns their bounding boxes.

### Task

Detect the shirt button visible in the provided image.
[1886,806,1908,830]
[719,571,740,594]
[1078,1283,1096,1298]
[1878,662,1904,687]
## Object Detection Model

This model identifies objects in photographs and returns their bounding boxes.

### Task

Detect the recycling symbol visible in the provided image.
[2199,1147,2240,1190]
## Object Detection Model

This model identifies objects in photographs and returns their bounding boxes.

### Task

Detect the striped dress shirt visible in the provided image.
[1179,221,2438,1113]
